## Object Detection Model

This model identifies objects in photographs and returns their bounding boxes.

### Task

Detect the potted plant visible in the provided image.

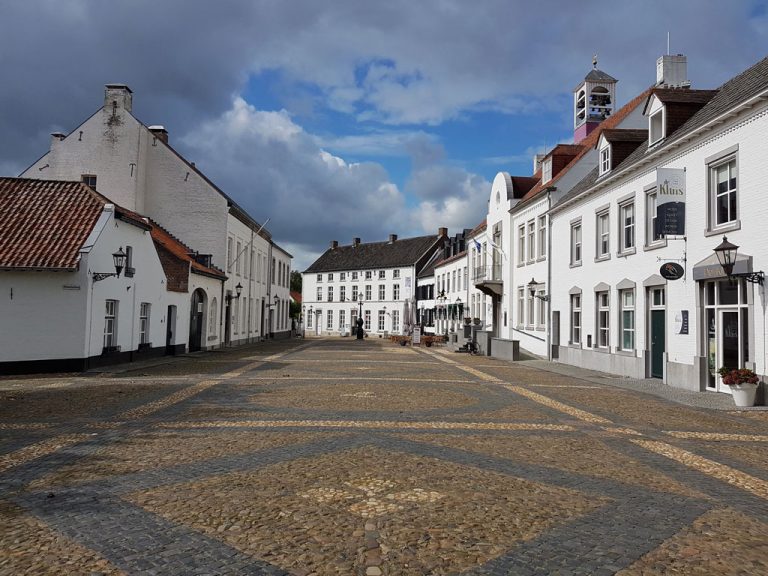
[473,317,481,326]
[718,367,760,407]
[464,317,472,325]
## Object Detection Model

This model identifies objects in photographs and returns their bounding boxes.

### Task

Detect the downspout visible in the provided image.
[247,228,254,343]
[546,188,554,361]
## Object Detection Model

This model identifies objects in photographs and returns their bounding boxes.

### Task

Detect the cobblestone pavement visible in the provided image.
[3,339,768,575]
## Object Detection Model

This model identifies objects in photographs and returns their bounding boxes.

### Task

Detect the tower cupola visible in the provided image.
[573,56,617,143]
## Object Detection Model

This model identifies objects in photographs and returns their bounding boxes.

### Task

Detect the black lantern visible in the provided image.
[527,278,550,301]
[713,236,764,285]
[93,247,127,282]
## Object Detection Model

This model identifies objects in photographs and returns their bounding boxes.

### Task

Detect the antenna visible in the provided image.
[667,31,670,55]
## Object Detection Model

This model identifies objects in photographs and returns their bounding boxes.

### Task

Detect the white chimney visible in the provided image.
[533,153,546,175]
[104,84,133,112]
[656,55,691,88]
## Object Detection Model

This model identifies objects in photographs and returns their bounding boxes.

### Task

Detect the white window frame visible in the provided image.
[317,273,322,283]
[536,290,546,329]
[597,291,610,349]
[619,202,635,254]
[227,237,233,273]
[139,302,150,345]
[352,271,358,280]
[339,309,346,331]
[518,225,526,265]
[352,285,359,301]
[393,284,400,300]
[517,287,525,326]
[378,310,386,331]
[393,269,400,279]
[571,294,581,344]
[340,272,346,281]
[340,286,346,301]
[209,298,217,337]
[317,287,323,301]
[710,156,738,229]
[104,299,118,349]
[392,309,400,332]
[526,290,535,328]
[645,189,665,247]
[327,286,334,302]
[527,221,536,262]
[365,271,372,280]
[378,285,385,301]
[378,270,386,280]
[364,310,371,330]
[649,109,664,145]
[365,285,372,300]
[537,216,547,259]
[328,273,333,282]
[570,221,582,266]
[620,289,635,351]
[327,309,333,330]
[596,210,610,259]
[599,144,611,175]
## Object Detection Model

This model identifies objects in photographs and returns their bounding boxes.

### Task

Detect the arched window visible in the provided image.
[209,297,218,337]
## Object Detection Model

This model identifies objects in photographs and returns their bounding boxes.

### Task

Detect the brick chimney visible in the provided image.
[353,237,361,247]
[388,234,398,244]
[149,125,169,144]
[330,240,339,250]
[104,84,133,113]
[438,227,448,237]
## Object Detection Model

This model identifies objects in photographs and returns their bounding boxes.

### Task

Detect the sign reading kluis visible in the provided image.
[655,168,686,236]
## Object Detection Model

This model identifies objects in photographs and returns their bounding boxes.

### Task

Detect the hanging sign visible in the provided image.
[660,262,684,281]
[655,168,686,236]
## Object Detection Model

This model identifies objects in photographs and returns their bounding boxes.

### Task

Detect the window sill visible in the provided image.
[705,220,741,237]
[643,241,667,252]
[536,256,546,263]
[617,248,636,257]
[615,349,636,357]
[593,346,611,354]
[594,255,611,263]
[570,262,582,268]
[535,327,546,332]
[567,342,582,348]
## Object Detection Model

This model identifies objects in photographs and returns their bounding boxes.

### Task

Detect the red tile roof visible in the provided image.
[290,290,302,303]
[149,220,226,287]
[514,86,654,209]
[0,178,104,270]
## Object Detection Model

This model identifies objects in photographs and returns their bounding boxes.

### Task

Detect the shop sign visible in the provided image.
[656,168,686,236]
[660,262,684,281]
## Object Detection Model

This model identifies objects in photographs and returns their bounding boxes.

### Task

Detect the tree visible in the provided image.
[290,270,302,293]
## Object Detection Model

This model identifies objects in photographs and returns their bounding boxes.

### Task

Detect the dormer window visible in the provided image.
[649,109,664,145]
[542,158,552,183]
[599,145,611,176]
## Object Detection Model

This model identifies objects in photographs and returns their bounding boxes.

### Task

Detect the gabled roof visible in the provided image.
[599,129,649,145]
[0,177,143,271]
[642,88,719,114]
[585,68,617,83]
[554,56,768,212]
[305,234,444,274]
[149,220,226,290]
[434,250,467,270]
[512,86,654,212]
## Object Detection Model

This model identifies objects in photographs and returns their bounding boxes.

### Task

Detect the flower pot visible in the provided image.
[730,383,757,407]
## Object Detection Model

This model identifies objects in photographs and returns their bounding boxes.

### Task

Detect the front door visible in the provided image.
[189,289,205,352]
[650,310,665,379]
[718,310,740,392]
[165,305,176,354]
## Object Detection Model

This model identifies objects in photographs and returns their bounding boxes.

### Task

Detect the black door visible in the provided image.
[650,309,665,378]
[165,305,176,354]
[189,290,204,352]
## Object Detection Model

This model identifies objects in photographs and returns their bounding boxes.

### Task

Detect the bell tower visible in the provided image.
[573,55,617,143]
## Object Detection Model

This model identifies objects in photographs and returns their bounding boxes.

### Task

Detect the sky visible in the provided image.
[1,1,766,271]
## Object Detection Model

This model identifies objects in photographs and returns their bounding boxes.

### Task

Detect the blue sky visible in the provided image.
[1,1,766,269]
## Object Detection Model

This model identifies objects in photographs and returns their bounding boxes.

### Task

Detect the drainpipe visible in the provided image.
[546,187,555,361]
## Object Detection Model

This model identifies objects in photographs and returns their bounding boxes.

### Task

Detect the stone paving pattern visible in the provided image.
[2,338,768,575]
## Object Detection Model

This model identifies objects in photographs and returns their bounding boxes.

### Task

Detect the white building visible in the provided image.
[0,178,225,373]
[302,231,447,337]
[549,55,768,395]
[20,84,291,342]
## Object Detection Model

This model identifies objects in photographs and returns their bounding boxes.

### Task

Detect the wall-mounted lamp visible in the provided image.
[226,282,243,303]
[714,236,764,285]
[527,278,550,301]
[92,247,127,282]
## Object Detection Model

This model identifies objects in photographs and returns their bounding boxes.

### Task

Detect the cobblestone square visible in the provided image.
[3,338,768,575]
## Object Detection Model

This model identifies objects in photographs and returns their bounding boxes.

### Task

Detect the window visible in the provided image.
[518,225,526,264]
[242,297,248,332]
[340,272,346,281]
[378,270,386,280]
[527,289,535,327]
[139,303,150,345]
[393,269,400,279]
[378,310,386,331]
[538,216,547,259]
[537,291,546,329]
[711,158,737,227]
[339,310,346,330]
[645,189,664,245]
[327,309,333,330]
[352,285,359,301]
[364,310,371,330]
[340,286,346,301]
[209,298,217,337]
[365,271,372,280]
[393,284,400,300]
[596,211,610,258]
[236,242,242,275]
[571,294,581,344]
[82,174,97,189]
[452,271,456,292]
[597,292,610,349]
[352,271,358,280]
[327,286,334,302]
[227,238,233,273]
[271,258,275,284]
[517,288,525,326]
[527,221,536,261]
[619,202,635,253]
[316,287,322,301]
[104,300,118,348]
[365,285,372,300]
[599,145,611,175]
[542,158,552,183]
[327,273,333,282]
[620,290,635,350]
[650,110,664,144]
[378,285,385,300]
[307,310,313,328]
[570,222,582,265]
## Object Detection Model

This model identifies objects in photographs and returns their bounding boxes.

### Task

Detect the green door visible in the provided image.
[650,310,665,378]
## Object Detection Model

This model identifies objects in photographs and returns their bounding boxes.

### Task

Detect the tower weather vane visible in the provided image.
[592,54,598,69]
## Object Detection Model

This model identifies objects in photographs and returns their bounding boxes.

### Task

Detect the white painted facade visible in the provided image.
[21,84,291,346]
[467,224,491,331]
[550,89,768,393]
[302,265,414,338]
[433,253,469,334]
[0,205,212,368]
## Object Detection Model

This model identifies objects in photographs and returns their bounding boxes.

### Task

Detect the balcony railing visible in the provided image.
[473,265,502,283]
